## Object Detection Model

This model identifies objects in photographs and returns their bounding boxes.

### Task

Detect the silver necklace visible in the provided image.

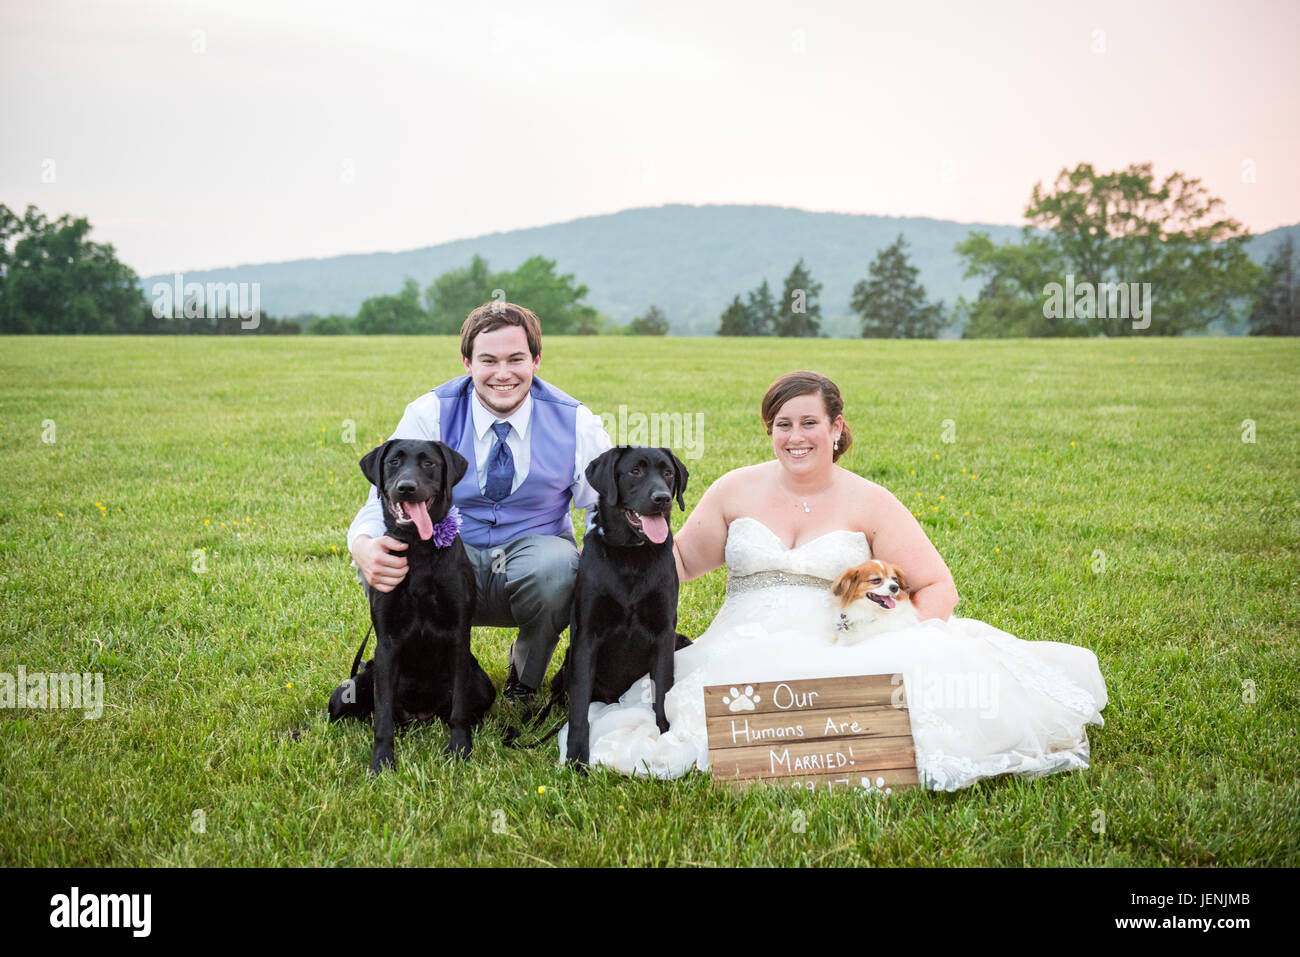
[785,481,832,513]
[783,438,840,512]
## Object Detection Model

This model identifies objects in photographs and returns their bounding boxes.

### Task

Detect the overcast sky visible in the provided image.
[2,0,1296,277]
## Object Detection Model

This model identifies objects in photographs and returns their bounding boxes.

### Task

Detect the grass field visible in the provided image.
[0,334,1297,867]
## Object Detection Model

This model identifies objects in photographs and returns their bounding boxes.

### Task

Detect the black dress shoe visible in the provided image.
[504,662,536,704]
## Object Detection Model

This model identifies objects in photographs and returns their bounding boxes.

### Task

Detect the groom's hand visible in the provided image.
[353,534,409,592]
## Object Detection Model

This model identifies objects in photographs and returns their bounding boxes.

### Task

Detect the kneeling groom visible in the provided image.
[347,302,612,702]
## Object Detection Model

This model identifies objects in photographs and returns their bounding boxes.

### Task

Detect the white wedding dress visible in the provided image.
[557,517,1109,791]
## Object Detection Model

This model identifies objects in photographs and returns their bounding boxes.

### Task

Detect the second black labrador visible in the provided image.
[559,446,689,767]
[329,438,495,773]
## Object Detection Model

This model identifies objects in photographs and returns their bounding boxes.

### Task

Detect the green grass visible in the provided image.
[0,334,1297,867]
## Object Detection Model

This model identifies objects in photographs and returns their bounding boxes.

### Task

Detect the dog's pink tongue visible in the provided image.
[881,595,897,609]
[639,513,669,544]
[404,501,434,541]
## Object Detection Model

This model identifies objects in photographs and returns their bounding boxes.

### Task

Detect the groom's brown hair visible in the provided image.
[460,302,543,360]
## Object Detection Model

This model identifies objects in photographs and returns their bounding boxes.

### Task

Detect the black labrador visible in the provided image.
[557,446,689,767]
[328,438,495,773]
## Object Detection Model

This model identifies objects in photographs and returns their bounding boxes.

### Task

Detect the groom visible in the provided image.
[347,302,611,702]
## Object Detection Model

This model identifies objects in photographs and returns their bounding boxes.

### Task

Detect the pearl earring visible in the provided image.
[834,438,839,451]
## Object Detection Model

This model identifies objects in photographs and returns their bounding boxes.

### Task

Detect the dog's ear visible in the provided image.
[830,567,860,605]
[662,448,690,511]
[434,440,469,490]
[585,447,624,508]
[359,441,393,491]
[892,564,910,594]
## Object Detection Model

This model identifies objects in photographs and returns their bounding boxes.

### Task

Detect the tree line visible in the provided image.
[718,258,825,336]
[0,208,670,336]
[0,205,302,334]
[2,160,1296,337]
[954,163,1269,336]
[714,163,1287,338]
[716,241,948,338]
[311,254,665,336]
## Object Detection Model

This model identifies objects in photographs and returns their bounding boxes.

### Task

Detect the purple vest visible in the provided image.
[435,375,579,549]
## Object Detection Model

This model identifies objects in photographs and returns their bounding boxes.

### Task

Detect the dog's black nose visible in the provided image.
[395,480,416,495]
[651,490,671,506]
[889,583,899,593]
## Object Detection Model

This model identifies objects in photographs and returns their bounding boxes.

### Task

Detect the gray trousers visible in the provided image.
[361,532,579,690]
[463,533,580,689]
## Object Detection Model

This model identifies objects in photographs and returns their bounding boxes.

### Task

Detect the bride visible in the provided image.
[557,371,1109,791]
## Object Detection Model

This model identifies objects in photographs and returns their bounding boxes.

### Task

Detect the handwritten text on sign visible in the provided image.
[704,674,918,792]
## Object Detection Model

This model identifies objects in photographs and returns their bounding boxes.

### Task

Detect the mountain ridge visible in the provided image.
[138,203,1298,336]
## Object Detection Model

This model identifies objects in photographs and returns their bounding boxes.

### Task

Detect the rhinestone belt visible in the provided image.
[726,571,833,597]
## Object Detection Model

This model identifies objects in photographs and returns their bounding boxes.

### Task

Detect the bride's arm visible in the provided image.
[672,472,731,582]
[866,486,960,622]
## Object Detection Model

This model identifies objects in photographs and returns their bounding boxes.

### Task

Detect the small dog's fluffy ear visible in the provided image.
[585,447,624,508]
[359,441,393,490]
[830,567,859,605]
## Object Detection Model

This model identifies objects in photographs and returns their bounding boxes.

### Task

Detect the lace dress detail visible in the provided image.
[557,517,1109,791]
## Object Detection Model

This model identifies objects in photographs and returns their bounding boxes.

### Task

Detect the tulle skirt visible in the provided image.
[557,584,1108,791]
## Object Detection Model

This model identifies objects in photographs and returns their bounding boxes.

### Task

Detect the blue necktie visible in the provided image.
[485,421,515,502]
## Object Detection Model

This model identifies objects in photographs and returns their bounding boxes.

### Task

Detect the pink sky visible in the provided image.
[2,0,1296,276]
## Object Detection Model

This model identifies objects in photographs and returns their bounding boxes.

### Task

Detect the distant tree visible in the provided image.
[775,259,822,337]
[500,256,592,334]
[956,232,1069,337]
[423,254,593,334]
[1249,234,1299,336]
[958,162,1259,336]
[627,304,670,335]
[213,311,297,334]
[306,314,353,335]
[425,254,498,334]
[851,234,945,338]
[717,295,751,336]
[573,305,617,335]
[0,203,146,333]
[353,277,427,334]
[745,279,778,336]
[256,315,300,334]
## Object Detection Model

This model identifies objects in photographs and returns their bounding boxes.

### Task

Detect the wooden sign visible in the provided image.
[704,674,919,793]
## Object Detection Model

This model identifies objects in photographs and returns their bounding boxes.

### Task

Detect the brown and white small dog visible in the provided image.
[829,560,920,644]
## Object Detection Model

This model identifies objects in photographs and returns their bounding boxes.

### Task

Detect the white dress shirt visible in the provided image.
[469,388,532,496]
[347,384,612,553]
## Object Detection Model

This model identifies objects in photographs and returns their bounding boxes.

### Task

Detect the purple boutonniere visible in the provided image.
[430,506,462,548]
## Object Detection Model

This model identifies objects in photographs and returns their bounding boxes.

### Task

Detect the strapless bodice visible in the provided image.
[724,516,871,588]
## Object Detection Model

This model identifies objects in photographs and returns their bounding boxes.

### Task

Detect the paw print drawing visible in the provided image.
[860,776,893,795]
[722,685,759,712]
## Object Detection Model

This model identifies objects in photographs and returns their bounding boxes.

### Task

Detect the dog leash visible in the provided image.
[349,623,374,679]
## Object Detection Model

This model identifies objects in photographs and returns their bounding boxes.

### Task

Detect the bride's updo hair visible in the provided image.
[760,371,852,462]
